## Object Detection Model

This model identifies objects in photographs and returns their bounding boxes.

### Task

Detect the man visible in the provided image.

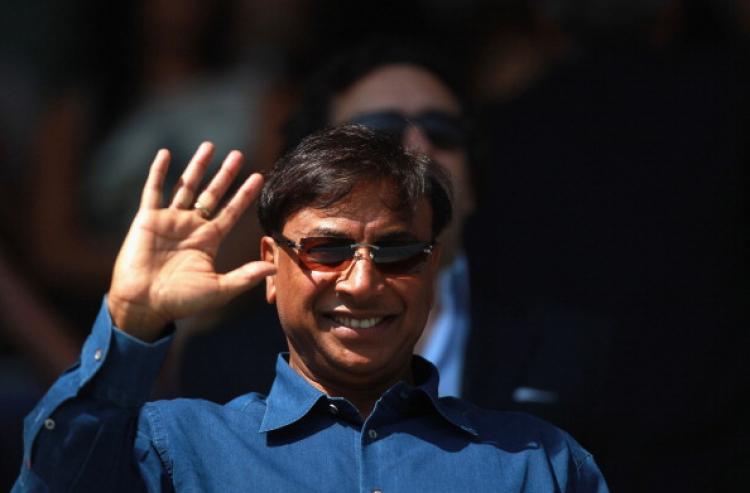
[288,44,476,399]
[183,42,476,400]
[15,127,607,491]
[182,42,613,449]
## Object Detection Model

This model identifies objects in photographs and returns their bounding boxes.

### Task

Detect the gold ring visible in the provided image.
[193,201,212,219]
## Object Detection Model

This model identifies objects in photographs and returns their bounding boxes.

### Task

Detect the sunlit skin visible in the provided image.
[108,143,277,341]
[331,64,474,266]
[107,143,441,416]
[261,181,441,416]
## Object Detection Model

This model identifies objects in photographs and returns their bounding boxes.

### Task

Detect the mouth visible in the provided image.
[331,315,383,329]
[323,313,396,331]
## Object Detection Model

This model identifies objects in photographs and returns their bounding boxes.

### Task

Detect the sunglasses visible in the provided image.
[274,235,434,274]
[348,110,467,150]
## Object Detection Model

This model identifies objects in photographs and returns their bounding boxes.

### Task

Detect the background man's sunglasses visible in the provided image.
[349,110,467,150]
[274,235,434,274]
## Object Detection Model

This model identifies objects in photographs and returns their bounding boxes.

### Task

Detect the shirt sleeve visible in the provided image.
[12,297,174,492]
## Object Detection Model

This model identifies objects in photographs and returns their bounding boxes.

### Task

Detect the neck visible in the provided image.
[289,356,414,418]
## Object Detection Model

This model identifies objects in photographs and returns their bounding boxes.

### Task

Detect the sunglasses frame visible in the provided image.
[273,235,435,274]
[348,110,468,150]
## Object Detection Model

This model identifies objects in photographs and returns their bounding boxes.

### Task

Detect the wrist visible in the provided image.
[106,294,170,342]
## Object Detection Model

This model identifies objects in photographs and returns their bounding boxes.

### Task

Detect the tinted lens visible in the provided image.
[293,237,431,274]
[351,111,466,150]
[413,112,467,149]
[298,237,354,271]
[371,243,432,274]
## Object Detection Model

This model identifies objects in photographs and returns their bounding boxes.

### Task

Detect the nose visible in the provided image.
[402,124,434,156]
[334,247,383,300]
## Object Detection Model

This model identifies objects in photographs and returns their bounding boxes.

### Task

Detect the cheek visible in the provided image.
[390,278,435,317]
[433,150,468,180]
[274,266,312,315]
[275,268,333,317]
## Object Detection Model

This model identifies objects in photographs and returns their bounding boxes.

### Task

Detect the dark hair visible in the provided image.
[258,125,453,240]
[282,37,466,153]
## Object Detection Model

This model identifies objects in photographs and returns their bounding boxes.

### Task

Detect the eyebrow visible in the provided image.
[306,226,349,238]
[303,227,419,243]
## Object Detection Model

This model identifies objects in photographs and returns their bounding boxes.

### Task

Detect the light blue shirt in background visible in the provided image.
[419,253,471,397]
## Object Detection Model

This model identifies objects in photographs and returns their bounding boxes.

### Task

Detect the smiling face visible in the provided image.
[261,180,440,393]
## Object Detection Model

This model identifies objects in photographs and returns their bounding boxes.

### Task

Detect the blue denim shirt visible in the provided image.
[14,299,608,492]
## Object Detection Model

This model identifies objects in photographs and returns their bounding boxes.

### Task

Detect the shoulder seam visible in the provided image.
[142,404,174,477]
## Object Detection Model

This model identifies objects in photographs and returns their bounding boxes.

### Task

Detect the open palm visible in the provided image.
[107,143,276,341]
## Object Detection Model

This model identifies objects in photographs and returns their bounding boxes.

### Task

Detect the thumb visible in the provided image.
[218,260,277,298]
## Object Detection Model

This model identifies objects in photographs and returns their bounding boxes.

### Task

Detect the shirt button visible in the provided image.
[43,418,55,430]
[368,429,378,440]
[328,403,339,415]
[94,348,103,361]
[372,490,383,493]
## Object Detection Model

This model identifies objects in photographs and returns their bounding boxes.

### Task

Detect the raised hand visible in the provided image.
[107,142,276,341]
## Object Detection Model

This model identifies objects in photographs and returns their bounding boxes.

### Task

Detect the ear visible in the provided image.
[260,236,277,304]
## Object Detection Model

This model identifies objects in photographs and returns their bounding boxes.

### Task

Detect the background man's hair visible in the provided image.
[282,37,466,153]
[258,124,453,240]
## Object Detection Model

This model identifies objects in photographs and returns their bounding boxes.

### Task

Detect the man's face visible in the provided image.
[331,64,474,265]
[261,181,441,390]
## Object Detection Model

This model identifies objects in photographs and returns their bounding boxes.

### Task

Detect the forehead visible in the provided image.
[331,63,461,122]
[282,181,433,240]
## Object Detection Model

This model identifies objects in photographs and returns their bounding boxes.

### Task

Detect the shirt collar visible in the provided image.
[259,353,478,437]
[258,354,326,433]
[409,355,479,436]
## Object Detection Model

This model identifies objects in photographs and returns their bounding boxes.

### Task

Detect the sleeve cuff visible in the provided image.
[81,296,174,406]
[21,296,175,464]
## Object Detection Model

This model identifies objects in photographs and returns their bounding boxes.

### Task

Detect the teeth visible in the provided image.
[332,316,384,329]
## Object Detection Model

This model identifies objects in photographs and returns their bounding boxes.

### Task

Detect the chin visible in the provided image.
[327,345,408,380]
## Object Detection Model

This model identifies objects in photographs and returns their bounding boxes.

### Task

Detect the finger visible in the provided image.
[170,141,215,209]
[140,149,170,210]
[219,261,277,298]
[212,173,265,236]
[193,150,244,218]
